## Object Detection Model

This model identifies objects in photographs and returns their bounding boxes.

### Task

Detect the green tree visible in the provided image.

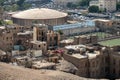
[17,0,25,10]
[57,30,63,35]
[0,20,5,26]
[3,5,18,11]
[23,3,31,10]
[67,2,77,8]
[0,0,6,6]
[88,5,99,13]
[0,20,3,25]
[11,4,19,11]
[78,0,91,7]
[117,2,120,11]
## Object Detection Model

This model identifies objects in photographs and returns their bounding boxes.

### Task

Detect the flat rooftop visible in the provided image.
[60,39,74,43]
[53,20,95,31]
[31,41,46,44]
[93,19,111,22]
[71,51,100,59]
[87,51,100,59]
[72,54,87,59]
[17,31,33,35]
[65,45,86,50]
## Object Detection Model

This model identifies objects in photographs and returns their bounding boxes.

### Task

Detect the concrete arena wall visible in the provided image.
[12,17,67,26]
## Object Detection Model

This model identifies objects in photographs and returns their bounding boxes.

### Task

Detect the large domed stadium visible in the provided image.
[12,8,68,26]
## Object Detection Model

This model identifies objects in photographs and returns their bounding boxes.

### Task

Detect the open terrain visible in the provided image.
[99,38,120,47]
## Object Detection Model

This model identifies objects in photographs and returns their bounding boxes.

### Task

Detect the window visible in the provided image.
[9,43,12,46]
[44,44,46,46]
[6,37,8,41]
[113,59,116,65]
[39,45,41,48]
[50,37,52,41]
[113,68,115,74]
[119,70,120,76]
[11,37,12,40]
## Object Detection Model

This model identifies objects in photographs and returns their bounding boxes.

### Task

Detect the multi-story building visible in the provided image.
[33,24,60,49]
[94,19,113,31]
[30,41,47,55]
[53,20,96,36]
[74,35,98,45]
[47,31,60,48]
[99,0,116,12]
[90,0,116,12]
[0,25,26,51]
[33,24,48,41]
[15,31,33,49]
[63,44,120,79]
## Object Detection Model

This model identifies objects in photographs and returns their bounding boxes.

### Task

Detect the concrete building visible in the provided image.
[0,24,33,51]
[94,19,120,34]
[109,46,120,79]
[15,31,33,49]
[53,20,96,36]
[89,0,99,7]
[30,41,47,54]
[33,24,48,41]
[63,44,102,78]
[60,39,74,47]
[0,30,14,51]
[99,0,116,12]
[90,0,116,12]
[74,35,98,45]
[94,19,113,31]
[47,31,60,48]
[33,24,60,49]
[12,8,68,26]
[63,44,120,79]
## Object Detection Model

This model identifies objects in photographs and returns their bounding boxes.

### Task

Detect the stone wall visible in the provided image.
[63,52,89,77]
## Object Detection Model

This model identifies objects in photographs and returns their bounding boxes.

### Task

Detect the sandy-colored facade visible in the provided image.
[99,0,116,12]
[33,24,60,49]
[0,25,27,51]
[94,19,113,31]
[63,45,120,79]
[74,35,98,45]
[30,41,47,54]
[90,0,116,12]
[47,31,60,48]
[33,24,48,41]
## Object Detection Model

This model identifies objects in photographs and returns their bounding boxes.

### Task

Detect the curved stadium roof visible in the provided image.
[12,8,68,19]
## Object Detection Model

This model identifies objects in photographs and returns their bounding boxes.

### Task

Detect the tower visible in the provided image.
[33,24,48,41]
